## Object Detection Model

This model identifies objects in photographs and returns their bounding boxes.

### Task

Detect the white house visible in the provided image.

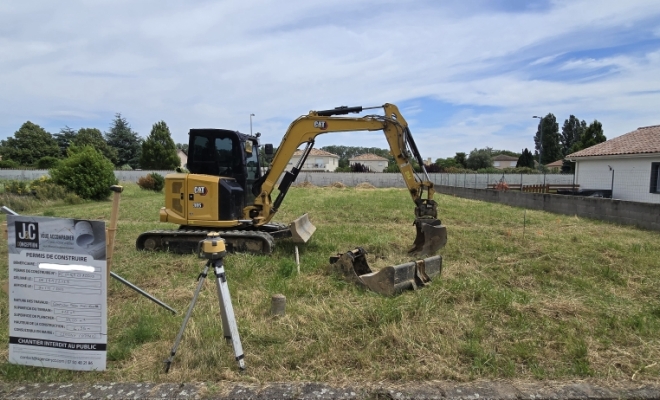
[349,153,389,172]
[492,154,518,169]
[566,125,660,204]
[287,148,339,172]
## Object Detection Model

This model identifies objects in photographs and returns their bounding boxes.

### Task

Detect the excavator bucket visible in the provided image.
[329,248,443,296]
[288,213,316,243]
[408,218,447,258]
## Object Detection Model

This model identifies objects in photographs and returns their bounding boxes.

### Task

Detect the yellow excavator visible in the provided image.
[136,103,447,257]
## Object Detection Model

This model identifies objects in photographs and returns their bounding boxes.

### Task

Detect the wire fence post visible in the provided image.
[520,173,523,191]
[464,172,466,188]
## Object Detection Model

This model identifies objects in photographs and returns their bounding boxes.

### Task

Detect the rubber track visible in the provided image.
[136,228,277,255]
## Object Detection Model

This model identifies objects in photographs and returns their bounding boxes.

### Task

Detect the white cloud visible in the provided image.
[1,0,660,159]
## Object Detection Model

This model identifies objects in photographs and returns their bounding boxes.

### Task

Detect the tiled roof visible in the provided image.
[546,160,563,168]
[349,153,388,161]
[492,154,518,161]
[567,125,660,158]
[292,148,339,158]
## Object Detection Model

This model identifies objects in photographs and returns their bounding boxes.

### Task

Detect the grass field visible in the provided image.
[0,183,659,384]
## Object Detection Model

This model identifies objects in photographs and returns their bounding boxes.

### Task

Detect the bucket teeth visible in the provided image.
[408,218,447,258]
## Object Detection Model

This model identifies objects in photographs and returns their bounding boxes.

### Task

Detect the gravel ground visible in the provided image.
[1,380,659,399]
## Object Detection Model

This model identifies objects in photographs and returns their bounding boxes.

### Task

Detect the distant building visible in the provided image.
[176,149,187,168]
[349,154,389,172]
[545,159,564,172]
[288,148,340,172]
[492,154,518,169]
[566,125,660,203]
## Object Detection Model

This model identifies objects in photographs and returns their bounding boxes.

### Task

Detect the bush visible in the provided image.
[0,159,19,169]
[137,174,155,190]
[351,163,370,173]
[150,173,165,191]
[49,146,118,200]
[36,156,61,169]
[137,173,165,191]
[4,180,30,195]
[30,176,69,201]
[119,164,133,171]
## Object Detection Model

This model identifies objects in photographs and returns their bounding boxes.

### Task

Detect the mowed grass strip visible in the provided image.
[0,183,659,383]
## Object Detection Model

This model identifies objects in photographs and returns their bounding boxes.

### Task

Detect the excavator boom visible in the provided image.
[247,103,447,257]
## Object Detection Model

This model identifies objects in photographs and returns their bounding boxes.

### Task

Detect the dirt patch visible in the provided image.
[355,182,376,189]
[328,182,346,188]
[295,181,317,188]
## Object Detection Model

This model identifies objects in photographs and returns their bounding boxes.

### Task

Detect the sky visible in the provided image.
[1,0,659,160]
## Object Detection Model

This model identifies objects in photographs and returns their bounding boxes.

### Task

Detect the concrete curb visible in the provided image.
[1,381,659,399]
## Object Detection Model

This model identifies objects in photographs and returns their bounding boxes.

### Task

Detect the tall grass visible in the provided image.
[0,183,658,383]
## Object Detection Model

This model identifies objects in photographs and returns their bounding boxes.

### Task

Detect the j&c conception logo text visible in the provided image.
[15,222,39,249]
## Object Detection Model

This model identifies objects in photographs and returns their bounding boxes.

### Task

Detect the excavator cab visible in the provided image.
[187,129,262,206]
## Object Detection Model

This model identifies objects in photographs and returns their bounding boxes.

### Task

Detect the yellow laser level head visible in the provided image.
[198,232,227,260]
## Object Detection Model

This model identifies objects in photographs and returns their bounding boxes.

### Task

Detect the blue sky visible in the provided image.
[1,0,659,159]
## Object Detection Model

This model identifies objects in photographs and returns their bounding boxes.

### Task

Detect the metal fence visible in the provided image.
[286,172,577,190]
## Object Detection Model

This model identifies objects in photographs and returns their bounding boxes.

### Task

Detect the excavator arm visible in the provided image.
[245,103,447,256]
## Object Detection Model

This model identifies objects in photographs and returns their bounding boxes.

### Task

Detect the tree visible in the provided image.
[73,128,118,164]
[105,113,143,169]
[454,152,467,168]
[53,126,77,157]
[466,147,493,170]
[491,149,521,158]
[176,143,189,155]
[571,120,606,153]
[533,113,562,165]
[435,157,459,170]
[516,148,535,168]
[141,121,180,169]
[560,115,586,157]
[0,121,59,166]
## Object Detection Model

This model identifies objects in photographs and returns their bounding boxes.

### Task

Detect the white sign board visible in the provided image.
[7,215,107,371]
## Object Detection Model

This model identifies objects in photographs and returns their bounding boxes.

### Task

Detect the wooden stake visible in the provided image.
[106,185,123,281]
[295,245,300,274]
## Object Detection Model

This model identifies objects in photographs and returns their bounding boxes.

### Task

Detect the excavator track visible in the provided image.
[136,225,285,255]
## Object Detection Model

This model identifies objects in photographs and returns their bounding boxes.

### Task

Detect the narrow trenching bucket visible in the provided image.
[408,218,447,258]
[329,247,443,296]
[288,213,316,243]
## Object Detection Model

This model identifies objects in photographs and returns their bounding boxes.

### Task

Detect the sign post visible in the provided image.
[7,215,107,371]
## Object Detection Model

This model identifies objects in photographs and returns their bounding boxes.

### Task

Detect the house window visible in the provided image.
[651,163,660,194]
[494,161,500,167]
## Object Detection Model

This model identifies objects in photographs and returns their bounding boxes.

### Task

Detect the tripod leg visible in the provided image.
[212,259,246,370]
[164,263,210,373]
[215,276,231,342]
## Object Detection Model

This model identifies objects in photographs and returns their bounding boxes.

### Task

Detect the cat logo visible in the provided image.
[193,186,208,195]
[313,121,327,130]
[193,202,204,209]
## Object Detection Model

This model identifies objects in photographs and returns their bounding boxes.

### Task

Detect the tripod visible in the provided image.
[164,234,245,372]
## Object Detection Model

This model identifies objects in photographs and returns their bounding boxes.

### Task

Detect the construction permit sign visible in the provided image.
[7,215,107,371]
